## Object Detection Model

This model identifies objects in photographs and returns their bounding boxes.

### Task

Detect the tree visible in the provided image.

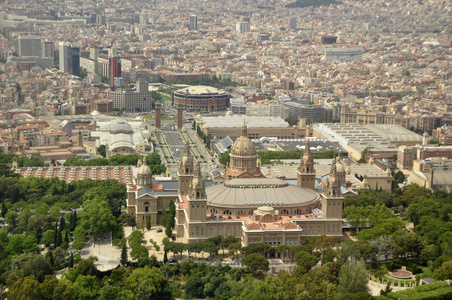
[46,250,55,268]
[9,276,43,300]
[55,221,63,247]
[118,213,137,228]
[99,286,138,300]
[337,260,369,294]
[5,210,18,231]
[219,150,230,166]
[285,117,298,126]
[241,253,269,277]
[1,198,7,218]
[126,266,169,300]
[401,184,430,207]
[184,276,205,298]
[165,226,172,238]
[130,244,149,261]
[393,232,425,258]
[76,257,98,276]
[64,230,69,244]
[53,281,76,300]
[146,216,151,230]
[73,275,100,300]
[78,199,117,240]
[28,214,51,241]
[228,242,241,261]
[295,250,319,273]
[54,247,67,270]
[394,170,405,183]
[22,255,54,283]
[41,229,55,246]
[72,228,86,250]
[120,243,128,266]
[128,230,148,261]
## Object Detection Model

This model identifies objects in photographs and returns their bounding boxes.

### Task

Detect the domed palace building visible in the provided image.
[171,85,230,111]
[127,123,344,253]
[174,123,344,251]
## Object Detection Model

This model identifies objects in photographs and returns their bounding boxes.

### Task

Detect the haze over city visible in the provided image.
[0,0,451,299]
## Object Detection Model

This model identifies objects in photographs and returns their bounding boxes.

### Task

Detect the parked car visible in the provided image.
[156,228,163,233]
[168,258,178,263]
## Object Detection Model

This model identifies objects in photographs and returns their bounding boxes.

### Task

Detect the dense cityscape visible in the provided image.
[0,0,452,299]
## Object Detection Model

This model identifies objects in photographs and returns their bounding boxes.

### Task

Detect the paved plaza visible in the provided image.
[79,226,168,271]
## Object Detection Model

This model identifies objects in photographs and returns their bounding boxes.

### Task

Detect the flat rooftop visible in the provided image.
[201,115,289,129]
[364,124,423,144]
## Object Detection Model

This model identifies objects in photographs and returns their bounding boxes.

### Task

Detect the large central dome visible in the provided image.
[228,121,261,178]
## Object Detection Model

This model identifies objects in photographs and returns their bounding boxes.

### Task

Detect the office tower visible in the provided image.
[96,14,106,25]
[236,21,250,33]
[289,17,297,30]
[41,41,54,58]
[90,47,99,60]
[17,36,41,57]
[59,42,80,76]
[189,15,198,30]
[59,42,72,73]
[109,56,121,87]
[71,46,80,76]
[140,13,148,25]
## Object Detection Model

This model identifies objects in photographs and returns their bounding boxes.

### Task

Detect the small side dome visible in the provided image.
[336,160,346,173]
[230,122,257,157]
[256,206,275,214]
[138,157,152,176]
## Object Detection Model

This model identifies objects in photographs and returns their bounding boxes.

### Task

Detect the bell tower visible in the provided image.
[321,157,343,219]
[297,138,316,190]
[188,160,207,222]
[178,140,194,195]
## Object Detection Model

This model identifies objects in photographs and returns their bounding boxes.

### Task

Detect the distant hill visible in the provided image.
[285,0,342,9]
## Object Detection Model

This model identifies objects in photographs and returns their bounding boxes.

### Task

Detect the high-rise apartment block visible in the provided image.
[397,146,417,169]
[71,46,80,77]
[140,13,148,25]
[59,42,80,76]
[236,22,250,33]
[107,80,152,112]
[41,41,54,58]
[189,15,198,30]
[17,36,41,57]
[59,42,71,73]
[109,56,121,87]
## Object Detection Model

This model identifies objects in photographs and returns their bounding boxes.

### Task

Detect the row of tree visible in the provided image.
[0,153,44,167]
